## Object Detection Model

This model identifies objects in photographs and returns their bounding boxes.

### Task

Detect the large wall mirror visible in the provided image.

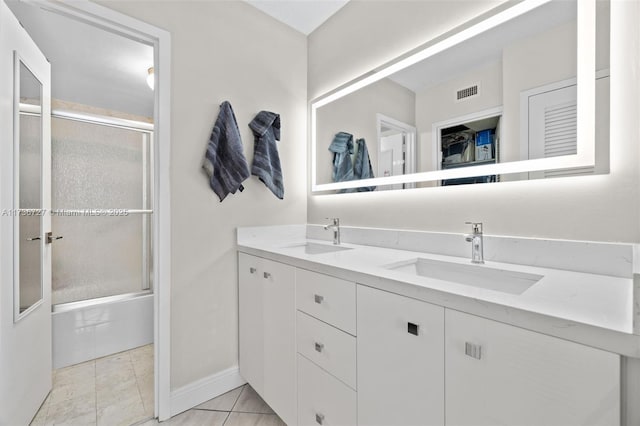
[14,53,44,322]
[311,0,609,193]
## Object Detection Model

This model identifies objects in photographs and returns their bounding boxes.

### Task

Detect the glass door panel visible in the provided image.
[51,116,152,304]
[15,59,43,320]
[52,214,143,304]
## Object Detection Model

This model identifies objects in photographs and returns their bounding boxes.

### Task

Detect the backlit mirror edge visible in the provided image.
[310,0,596,193]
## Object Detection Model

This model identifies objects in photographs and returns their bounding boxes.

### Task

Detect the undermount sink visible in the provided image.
[282,242,353,255]
[385,258,543,295]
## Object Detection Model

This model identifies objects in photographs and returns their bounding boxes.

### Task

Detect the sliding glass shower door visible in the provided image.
[51,114,153,306]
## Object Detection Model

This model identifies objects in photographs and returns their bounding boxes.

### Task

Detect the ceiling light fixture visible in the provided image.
[146,67,154,90]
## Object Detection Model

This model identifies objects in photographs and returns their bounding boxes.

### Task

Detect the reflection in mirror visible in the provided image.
[313,0,609,192]
[15,57,43,321]
[377,114,416,190]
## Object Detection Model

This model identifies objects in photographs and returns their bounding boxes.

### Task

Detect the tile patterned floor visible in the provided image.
[137,384,285,426]
[29,345,282,426]
[30,345,154,426]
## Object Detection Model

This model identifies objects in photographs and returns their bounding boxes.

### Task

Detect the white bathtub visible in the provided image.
[52,292,153,369]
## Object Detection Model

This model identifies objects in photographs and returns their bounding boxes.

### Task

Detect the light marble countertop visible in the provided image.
[237,226,640,358]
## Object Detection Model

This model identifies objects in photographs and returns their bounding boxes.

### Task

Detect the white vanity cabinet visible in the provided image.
[445,309,621,426]
[357,285,445,426]
[238,249,623,426]
[238,253,297,426]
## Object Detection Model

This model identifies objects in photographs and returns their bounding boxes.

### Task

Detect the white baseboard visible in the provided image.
[169,366,246,417]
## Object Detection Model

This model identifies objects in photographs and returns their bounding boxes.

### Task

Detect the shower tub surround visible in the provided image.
[52,293,153,369]
[237,224,639,425]
[48,107,154,369]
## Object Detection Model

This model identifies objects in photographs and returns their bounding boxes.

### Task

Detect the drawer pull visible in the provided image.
[249,267,257,274]
[263,272,271,279]
[465,342,482,360]
[314,342,324,353]
[314,294,324,304]
[315,413,325,425]
[407,322,419,336]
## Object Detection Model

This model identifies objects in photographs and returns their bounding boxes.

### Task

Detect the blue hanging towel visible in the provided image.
[353,138,376,192]
[202,101,250,202]
[328,132,354,183]
[250,111,284,199]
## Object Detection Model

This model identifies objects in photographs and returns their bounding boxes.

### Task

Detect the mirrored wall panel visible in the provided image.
[16,58,43,320]
[313,0,610,192]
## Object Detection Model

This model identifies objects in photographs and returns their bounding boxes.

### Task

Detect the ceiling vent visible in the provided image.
[455,83,480,102]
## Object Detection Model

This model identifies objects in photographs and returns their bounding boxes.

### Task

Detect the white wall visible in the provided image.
[501,20,577,163]
[316,78,415,185]
[307,0,640,243]
[98,1,307,390]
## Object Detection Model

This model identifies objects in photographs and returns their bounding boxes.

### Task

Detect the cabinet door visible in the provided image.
[238,253,264,395]
[262,258,297,426]
[445,309,620,426]
[357,285,445,426]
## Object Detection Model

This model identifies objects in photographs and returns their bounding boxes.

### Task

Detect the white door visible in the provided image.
[0,1,52,424]
[379,133,405,190]
[527,76,609,179]
[528,83,578,161]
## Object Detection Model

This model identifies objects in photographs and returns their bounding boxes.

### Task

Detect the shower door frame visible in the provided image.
[28,0,173,420]
[48,109,154,305]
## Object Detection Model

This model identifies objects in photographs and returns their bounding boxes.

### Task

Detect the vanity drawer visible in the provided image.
[296,269,356,335]
[296,310,356,390]
[298,354,357,426]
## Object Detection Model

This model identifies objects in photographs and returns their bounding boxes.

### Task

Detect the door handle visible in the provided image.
[46,232,63,244]
[26,236,41,241]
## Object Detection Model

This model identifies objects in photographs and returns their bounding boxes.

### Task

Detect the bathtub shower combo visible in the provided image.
[33,109,154,368]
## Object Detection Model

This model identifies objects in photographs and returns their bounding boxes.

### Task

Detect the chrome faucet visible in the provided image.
[324,218,341,245]
[464,222,484,264]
